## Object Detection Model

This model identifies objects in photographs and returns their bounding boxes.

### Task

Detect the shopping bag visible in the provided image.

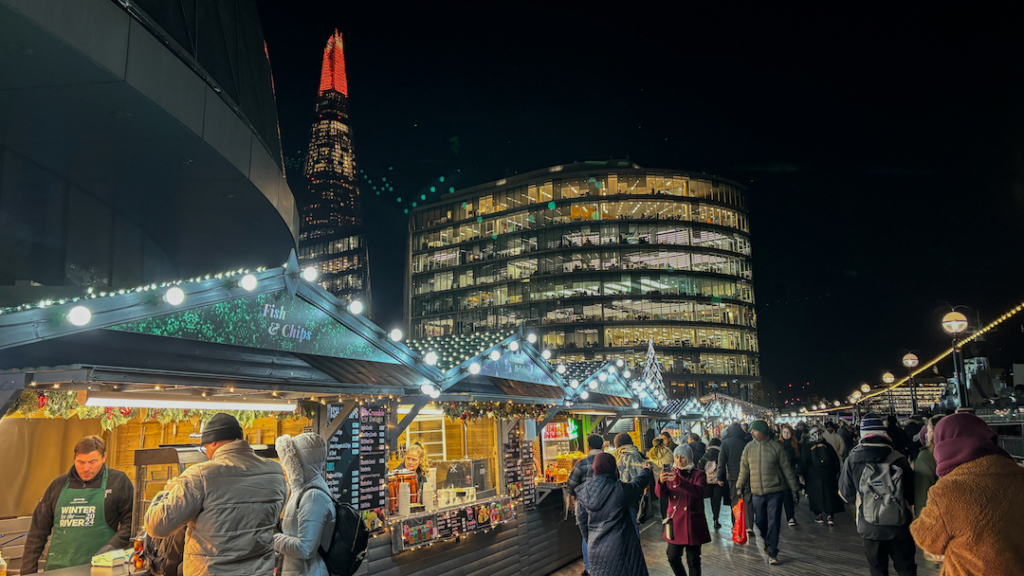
[732,498,748,545]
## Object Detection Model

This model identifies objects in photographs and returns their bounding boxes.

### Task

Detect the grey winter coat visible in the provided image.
[275,434,336,576]
[145,440,288,576]
[576,469,653,576]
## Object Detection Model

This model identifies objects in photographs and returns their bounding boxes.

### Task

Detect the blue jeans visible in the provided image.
[582,537,589,571]
[752,491,784,557]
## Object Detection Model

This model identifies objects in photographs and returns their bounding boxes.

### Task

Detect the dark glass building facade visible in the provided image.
[406,161,758,399]
[297,31,371,311]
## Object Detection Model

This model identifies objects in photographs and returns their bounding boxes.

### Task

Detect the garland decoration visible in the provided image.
[442,401,553,422]
[4,390,313,430]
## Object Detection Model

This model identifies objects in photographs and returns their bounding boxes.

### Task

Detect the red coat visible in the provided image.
[655,468,711,546]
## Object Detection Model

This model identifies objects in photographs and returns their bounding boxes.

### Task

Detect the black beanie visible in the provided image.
[201,413,243,445]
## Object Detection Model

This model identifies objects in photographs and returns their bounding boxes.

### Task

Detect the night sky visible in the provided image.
[256,1,1024,404]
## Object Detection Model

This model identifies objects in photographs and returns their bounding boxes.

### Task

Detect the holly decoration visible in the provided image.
[442,401,552,422]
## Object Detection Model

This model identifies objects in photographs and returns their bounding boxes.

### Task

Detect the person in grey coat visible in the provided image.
[145,413,288,576]
[276,433,336,576]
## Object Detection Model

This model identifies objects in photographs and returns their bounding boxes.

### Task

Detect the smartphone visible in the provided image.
[662,463,672,474]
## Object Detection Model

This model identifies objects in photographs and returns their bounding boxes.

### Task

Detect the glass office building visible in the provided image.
[406,161,758,399]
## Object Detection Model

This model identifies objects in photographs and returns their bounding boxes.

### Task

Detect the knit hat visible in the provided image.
[860,416,889,440]
[674,443,694,462]
[934,413,1011,477]
[201,413,244,445]
[750,420,769,435]
[593,452,618,477]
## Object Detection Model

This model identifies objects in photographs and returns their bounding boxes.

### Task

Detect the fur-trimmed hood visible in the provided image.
[276,433,329,490]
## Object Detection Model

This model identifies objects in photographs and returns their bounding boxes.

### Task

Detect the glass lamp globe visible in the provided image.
[861,383,872,393]
[942,311,968,335]
[882,372,895,384]
[902,353,919,368]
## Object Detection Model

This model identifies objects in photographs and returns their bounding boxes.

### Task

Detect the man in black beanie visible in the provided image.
[145,413,287,576]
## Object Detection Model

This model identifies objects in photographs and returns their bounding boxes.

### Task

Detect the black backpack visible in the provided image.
[298,486,369,576]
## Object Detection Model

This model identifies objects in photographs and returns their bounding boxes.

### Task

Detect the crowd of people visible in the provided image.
[567,412,1024,576]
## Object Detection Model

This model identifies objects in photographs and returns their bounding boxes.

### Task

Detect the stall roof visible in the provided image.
[0,253,448,413]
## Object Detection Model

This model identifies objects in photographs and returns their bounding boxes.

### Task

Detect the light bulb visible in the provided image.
[589,380,598,390]
[580,391,590,400]
[348,300,364,315]
[623,370,631,378]
[420,382,434,395]
[469,362,481,374]
[527,334,537,344]
[424,351,438,366]
[390,329,403,342]
[164,287,185,306]
[616,359,624,367]
[490,350,501,361]
[302,267,319,282]
[570,379,580,389]
[239,274,257,291]
[557,364,566,374]
[67,306,92,326]
[541,349,551,360]
[429,388,440,399]
[509,341,519,352]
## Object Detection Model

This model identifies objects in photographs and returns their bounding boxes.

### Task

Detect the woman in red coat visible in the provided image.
[655,443,711,576]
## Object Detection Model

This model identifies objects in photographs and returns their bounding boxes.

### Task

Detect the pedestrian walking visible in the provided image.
[838,421,855,460]
[911,413,1024,576]
[717,422,753,535]
[648,438,675,519]
[778,424,801,526]
[912,415,944,566]
[687,433,706,467]
[656,444,711,576]
[614,433,647,530]
[839,415,916,576]
[576,453,653,576]
[698,438,728,530]
[823,421,847,465]
[568,434,606,576]
[145,413,288,576]
[275,433,336,576]
[800,427,844,526]
[736,420,800,565]
[886,415,913,457]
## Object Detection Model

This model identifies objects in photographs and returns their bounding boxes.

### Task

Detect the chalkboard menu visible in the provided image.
[504,427,537,509]
[326,403,388,517]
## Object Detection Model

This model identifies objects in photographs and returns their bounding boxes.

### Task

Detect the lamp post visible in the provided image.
[882,372,895,415]
[903,353,920,414]
[942,311,970,408]
[851,390,863,424]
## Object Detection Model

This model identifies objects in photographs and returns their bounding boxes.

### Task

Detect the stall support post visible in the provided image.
[0,372,27,421]
[389,396,430,452]
[317,400,359,441]
[536,406,562,432]
[603,413,623,434]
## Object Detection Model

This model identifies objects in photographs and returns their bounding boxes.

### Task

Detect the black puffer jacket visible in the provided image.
[717,423,748,485]
[839,436,914,540]
[576,470,653,576]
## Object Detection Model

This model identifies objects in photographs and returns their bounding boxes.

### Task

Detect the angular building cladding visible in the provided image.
[297,31,371,311]
[0,0,298,305]
[406,161,758,400]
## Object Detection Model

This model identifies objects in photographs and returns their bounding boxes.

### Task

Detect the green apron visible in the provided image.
[46,467,116,570]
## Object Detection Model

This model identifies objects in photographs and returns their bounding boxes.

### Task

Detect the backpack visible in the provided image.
[858,451,908,527]
[704,457,719,482]
[298,486,369,576]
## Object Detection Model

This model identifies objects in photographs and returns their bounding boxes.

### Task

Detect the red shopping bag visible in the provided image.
[732,498,748,545]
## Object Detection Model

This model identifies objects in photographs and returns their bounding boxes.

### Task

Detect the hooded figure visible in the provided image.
[911,414,1024,576]
[576,453,652,576]
[717,422,753,532]
[275,434,336,576]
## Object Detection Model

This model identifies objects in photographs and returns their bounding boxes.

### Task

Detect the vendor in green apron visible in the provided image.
[22,435,135,573]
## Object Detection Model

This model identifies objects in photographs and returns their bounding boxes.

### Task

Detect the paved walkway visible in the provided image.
[551,497,941,575]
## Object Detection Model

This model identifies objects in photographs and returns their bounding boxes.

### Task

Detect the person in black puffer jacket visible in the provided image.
[717,422,753,533]
[568,434,606,576]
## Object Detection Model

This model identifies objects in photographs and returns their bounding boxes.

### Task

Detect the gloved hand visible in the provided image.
[94,544,116,555]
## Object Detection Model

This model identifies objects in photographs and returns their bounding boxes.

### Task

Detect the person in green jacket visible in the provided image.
[736,420,800,566]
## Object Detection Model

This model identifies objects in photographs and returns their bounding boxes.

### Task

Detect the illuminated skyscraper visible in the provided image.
[297,31,371,312]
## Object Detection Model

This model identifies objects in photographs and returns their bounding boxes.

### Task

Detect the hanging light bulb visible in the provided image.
[631,401,640,409]
[557,364,566,374]
[67,305,92,326]
[348,300,364,315]
[424,351,438,366]
[509,341,520,352]
[390,329,403,342]
[469,362,481,374]
[527,333,537,344]
[541,349,551,359]
[164,287,185,306]
[490,350,501,361]
[429,388,441,399]
[598,373,608,382]
[239,274,258,291]
[616,359,625,367]
[570,379,580,389]
[580,390,590,400]
[623,370,631,378]
[302,267,319,282]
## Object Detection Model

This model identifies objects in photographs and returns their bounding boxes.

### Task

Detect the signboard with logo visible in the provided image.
[108,290,397,363]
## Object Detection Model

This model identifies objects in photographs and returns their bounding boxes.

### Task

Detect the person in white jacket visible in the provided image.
[275,433,336,576]
[145,413,287,576]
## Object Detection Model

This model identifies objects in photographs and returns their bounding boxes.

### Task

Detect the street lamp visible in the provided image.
[860,383,871,394]
[851,390,863,423]
[942,311,970,408]
[903,353,920,414]
[882,372,895,415]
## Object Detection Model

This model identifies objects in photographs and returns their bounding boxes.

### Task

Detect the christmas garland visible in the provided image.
[5,390,316,430]
[442,401,553,422]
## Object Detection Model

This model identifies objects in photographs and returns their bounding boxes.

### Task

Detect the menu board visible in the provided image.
[435,508,464,539]
[504,426,537,509]
[391,497,516,553]
[326,403,388,524]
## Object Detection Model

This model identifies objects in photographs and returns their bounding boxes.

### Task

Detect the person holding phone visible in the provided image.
[655,444,710,576]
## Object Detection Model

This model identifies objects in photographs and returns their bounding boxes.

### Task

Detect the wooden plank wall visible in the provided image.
[520,497,582,576]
